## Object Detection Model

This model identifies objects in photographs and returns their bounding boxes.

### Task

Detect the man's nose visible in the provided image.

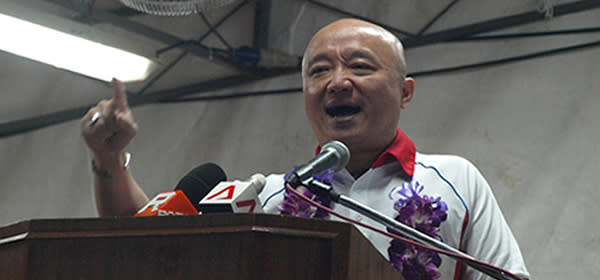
[326,69,352,94]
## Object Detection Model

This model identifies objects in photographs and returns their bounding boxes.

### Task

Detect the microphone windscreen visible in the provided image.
[175,163,227,211]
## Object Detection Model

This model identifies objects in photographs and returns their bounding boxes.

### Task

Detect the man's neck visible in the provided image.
[346,156,377,178]
[346,146,387,178]
[344,131,399,179]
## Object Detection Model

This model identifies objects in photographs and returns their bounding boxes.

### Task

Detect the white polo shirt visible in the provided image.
[258,129,530,280]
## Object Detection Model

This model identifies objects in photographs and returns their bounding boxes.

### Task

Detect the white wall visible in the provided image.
[404,46,600,279]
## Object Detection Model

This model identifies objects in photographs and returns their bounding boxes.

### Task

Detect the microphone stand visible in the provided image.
[305,179,521,280]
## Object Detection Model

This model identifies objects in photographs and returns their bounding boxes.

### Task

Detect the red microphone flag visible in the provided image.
[135,190,198,216]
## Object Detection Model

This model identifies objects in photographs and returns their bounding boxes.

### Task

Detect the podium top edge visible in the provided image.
[0,213,354,241]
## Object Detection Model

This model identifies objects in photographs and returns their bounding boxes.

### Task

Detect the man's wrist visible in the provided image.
[91,152,131,178]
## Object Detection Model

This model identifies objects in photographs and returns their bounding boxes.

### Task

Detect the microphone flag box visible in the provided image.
[135,190,198,216]
[199,180,263,214]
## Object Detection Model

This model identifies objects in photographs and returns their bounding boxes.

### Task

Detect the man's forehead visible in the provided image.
[304,23,399,63]
[314,19,396,42]
[309,23,392,47]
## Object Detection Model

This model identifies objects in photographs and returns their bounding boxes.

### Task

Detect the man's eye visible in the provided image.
[352,64,374,71]
[310,67,329,76]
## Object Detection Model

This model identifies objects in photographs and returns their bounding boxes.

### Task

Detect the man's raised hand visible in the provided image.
[81,78,138,157]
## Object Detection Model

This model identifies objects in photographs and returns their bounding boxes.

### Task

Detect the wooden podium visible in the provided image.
[0,214,402,280]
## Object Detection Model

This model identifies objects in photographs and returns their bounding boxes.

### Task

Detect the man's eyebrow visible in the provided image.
[305,49,380,68]
[347,50,379,64]
[306,53,331,67]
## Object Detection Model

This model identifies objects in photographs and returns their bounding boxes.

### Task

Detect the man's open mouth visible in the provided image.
[325,105,362,117]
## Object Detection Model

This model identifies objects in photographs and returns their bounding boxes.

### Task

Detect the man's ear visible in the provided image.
[400,77,415,109]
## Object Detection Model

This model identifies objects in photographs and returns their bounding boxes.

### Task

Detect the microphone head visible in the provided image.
[175,163,227,211]
[321,140,350,171]
[249,173,267,194]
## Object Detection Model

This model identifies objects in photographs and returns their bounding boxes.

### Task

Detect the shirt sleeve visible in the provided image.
[460,160,530,280]
[258,174,286,214]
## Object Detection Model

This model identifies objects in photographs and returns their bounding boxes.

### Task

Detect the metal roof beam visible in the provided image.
[254,0,271,49]
[404,0,600,48]
[453,27,600,41]
[417,0,461,36]
[138,0,252,95]
[0,67,297,138]
[302,0,415,38]
[46,0,256,74]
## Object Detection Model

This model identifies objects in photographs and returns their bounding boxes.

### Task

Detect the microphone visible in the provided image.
[135,163,226,216]
[198,173,266,213]
[175,163,227,211]
[285,140,350,187]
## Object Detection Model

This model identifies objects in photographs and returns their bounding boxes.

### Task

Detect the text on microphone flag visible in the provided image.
[137,192,177,213]
[204,185,236,200]
[235,200,258,213]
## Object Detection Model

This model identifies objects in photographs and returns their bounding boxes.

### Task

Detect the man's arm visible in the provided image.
[461,161,530,280]
[81,78,149,216]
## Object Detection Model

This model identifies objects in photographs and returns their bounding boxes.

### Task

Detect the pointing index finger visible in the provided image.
[111,78,129,111]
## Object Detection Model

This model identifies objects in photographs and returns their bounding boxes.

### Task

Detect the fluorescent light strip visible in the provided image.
[0,13,155,82]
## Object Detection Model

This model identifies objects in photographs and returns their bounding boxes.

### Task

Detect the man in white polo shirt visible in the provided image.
[259,18,529,280]
[81,18,529,280]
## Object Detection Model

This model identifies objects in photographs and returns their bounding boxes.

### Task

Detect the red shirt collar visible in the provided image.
[315,128,416,178]
[371,128,416,178]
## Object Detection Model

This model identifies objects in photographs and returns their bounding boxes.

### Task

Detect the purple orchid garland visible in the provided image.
[279,168,448,279]
[279,168,334,219]
[388,180,448,280]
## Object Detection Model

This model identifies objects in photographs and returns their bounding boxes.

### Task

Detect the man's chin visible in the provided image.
[321,129,364,146]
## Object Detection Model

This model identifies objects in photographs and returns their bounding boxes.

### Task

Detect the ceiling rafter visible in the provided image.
[198,12,233,50]
[0,68,298,138]
[46,0,259,76]
[302,0,415,38]
[253,0,271,49]
[454,27,600,41]
[416,0,461,36]
[135,0,254,95]
[402,0,600,48]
